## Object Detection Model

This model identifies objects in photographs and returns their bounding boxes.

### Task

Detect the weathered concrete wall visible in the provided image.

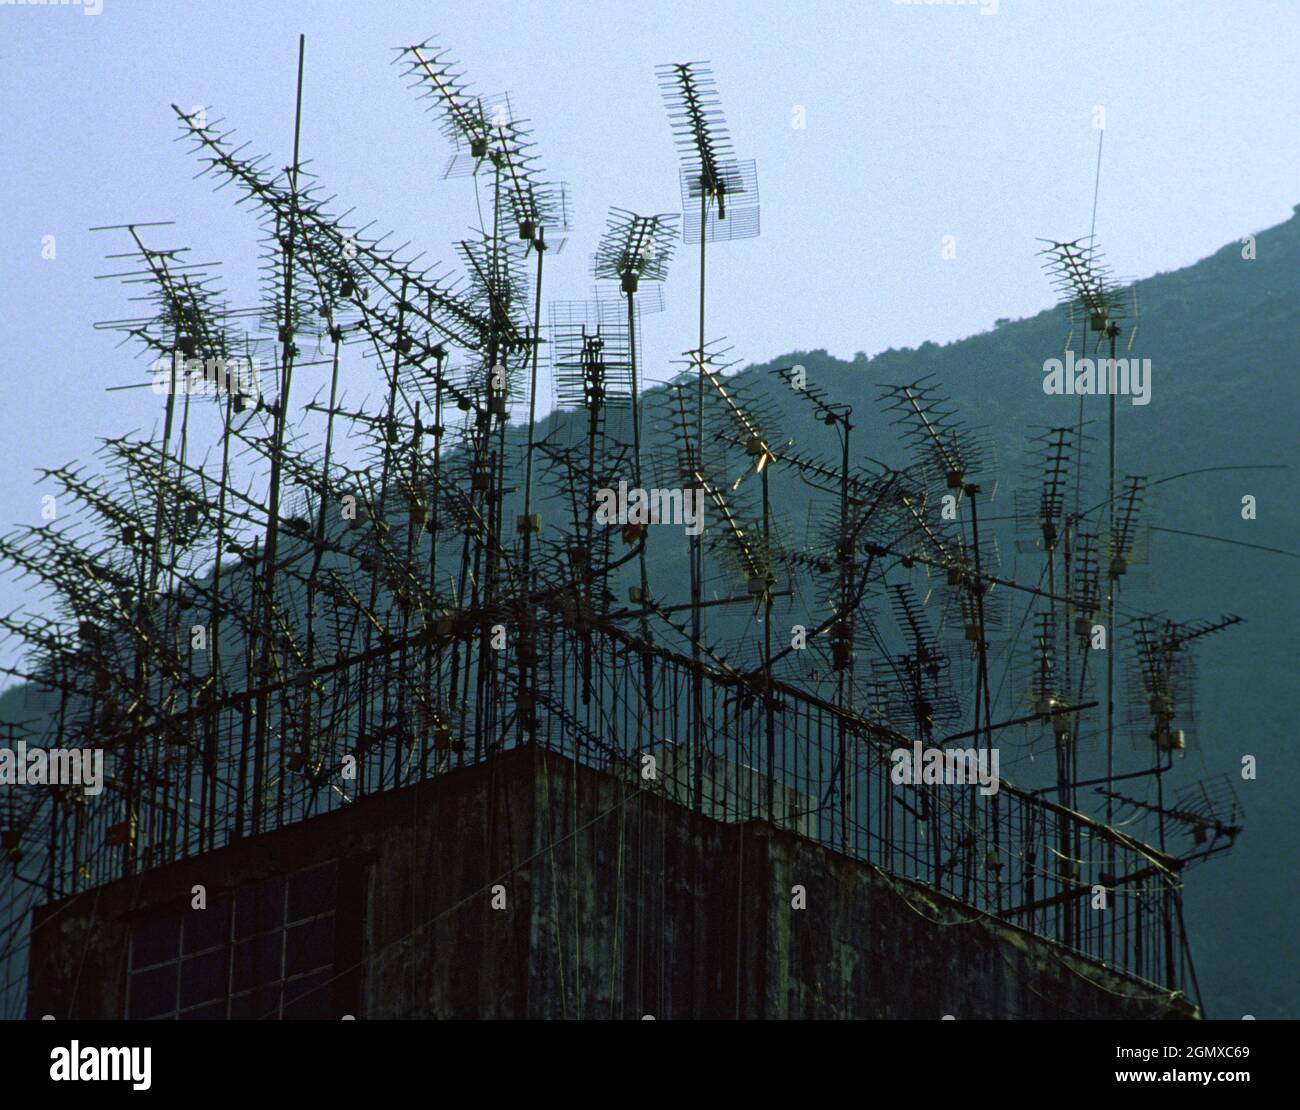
[26,794,370,1019]
[27,746,1195,1019]
[358,746,539,1018]
[518,749,1194,1019]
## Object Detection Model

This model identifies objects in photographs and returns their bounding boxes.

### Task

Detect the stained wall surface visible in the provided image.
[28,747,1196,1020]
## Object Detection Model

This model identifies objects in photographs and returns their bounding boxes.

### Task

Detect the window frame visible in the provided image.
[126,859,339,1020]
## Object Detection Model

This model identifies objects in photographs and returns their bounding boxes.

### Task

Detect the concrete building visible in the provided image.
[27,746,1195,1020]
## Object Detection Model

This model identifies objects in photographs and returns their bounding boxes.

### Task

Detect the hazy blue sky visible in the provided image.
[1,0,1297,667]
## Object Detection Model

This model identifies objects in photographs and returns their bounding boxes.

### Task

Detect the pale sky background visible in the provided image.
[1,0,1297,660]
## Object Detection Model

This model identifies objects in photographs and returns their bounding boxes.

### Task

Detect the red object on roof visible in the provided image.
[105,819,135,846]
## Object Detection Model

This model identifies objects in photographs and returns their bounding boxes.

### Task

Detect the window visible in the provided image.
[127,860,339,1019]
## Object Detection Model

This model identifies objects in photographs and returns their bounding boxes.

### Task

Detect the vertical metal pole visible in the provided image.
[838,415,851,852]
[1106,327,1117,963]
[967,484,999,908]
[691,185,707,810]
[763,461,773,824]
[627,284,656,718]
[254,33,307,834]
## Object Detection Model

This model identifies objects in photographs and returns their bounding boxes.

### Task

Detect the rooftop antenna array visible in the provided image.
[658,61,759,806]
[1039,236,1127,835]
[1032,231,1239,970]
[0,38,1249,1020]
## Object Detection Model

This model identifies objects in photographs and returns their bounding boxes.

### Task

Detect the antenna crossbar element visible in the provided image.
[658,62,760,244]
[593,209,679,291]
